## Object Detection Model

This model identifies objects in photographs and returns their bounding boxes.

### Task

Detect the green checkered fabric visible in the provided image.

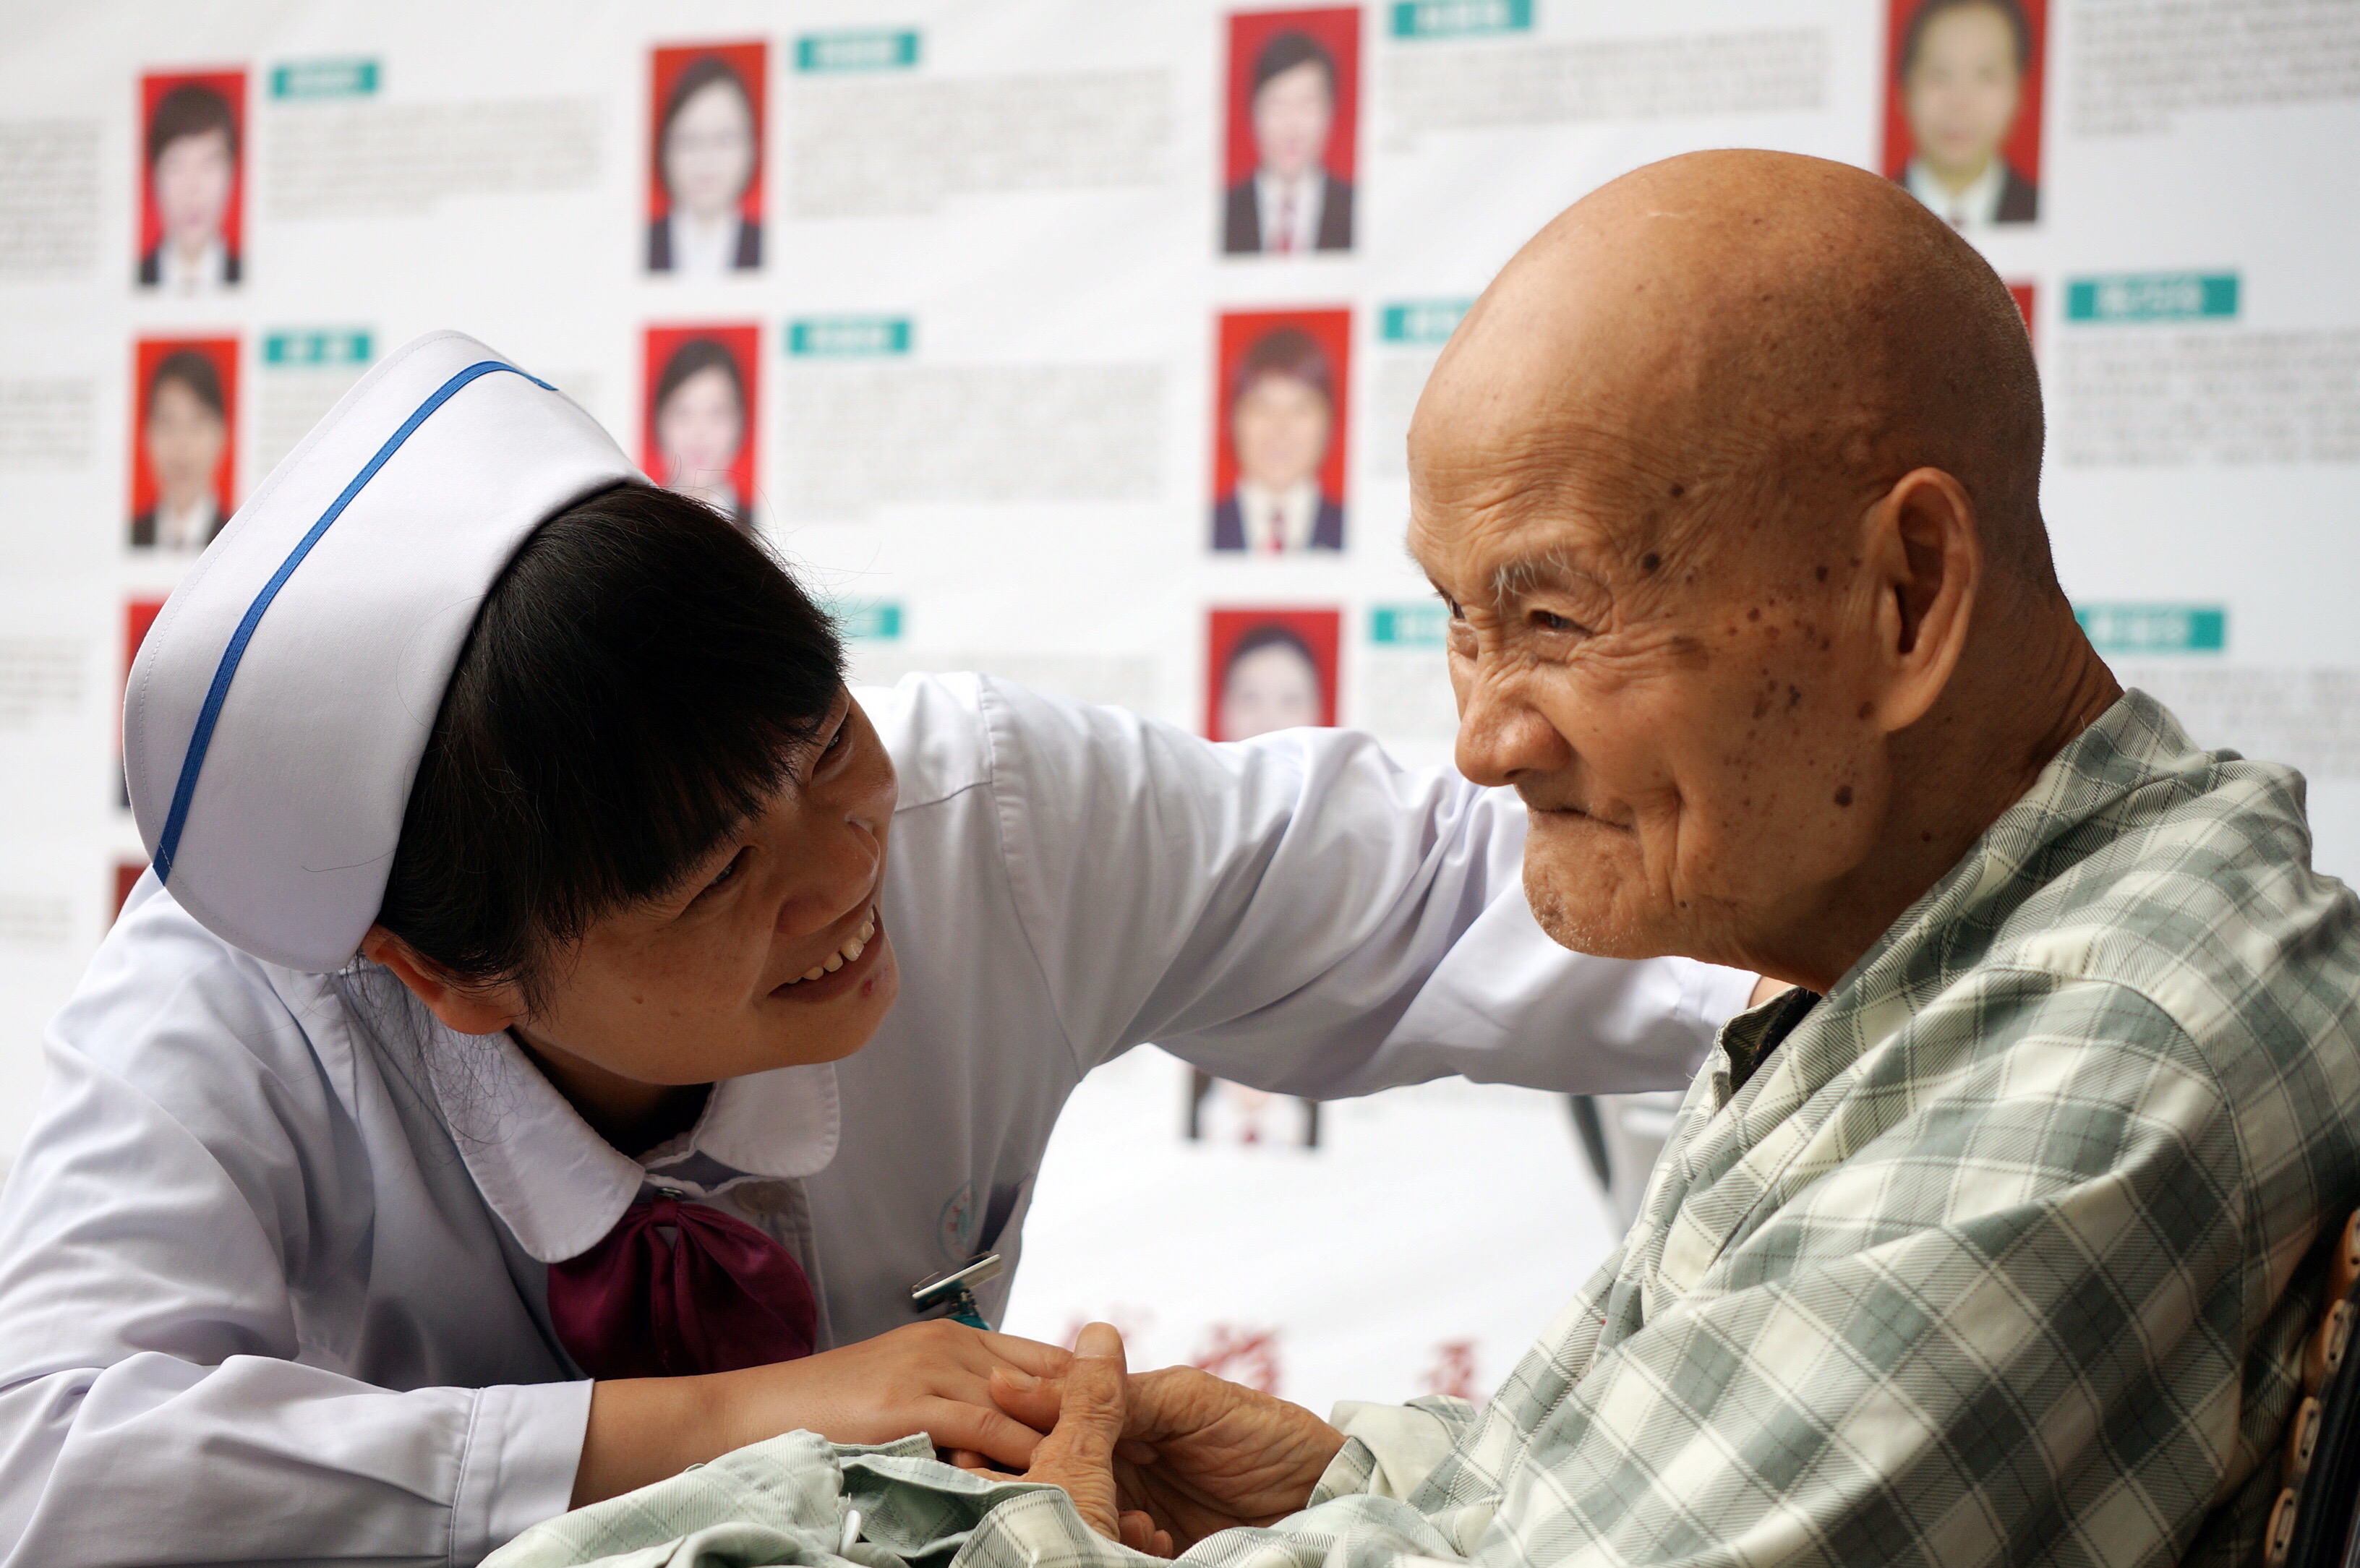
[958,690,2360,1568]
[494,690,2360,1568]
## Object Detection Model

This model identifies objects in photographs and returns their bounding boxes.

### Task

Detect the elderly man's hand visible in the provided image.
[982,1348,1346,1551]
[995,1323,1175,1556]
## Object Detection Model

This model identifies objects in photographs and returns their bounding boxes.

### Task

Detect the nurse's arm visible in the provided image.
[570,1321,1071,1506]
[978,678,1753,1095]
[0,1008,588,1565]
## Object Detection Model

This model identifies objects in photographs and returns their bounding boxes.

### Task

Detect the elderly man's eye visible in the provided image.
[1531,610,1586,634]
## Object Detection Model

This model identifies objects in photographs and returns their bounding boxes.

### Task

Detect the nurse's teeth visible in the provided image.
[782,907,880,985]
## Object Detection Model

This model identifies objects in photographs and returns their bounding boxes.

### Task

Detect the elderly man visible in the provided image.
[487,150,2360,1568]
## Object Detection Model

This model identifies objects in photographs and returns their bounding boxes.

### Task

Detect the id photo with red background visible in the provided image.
[642,324,760,530]
[647,41,766,271]
[127,336,238,547]
[1880,0,2045,223]
[1210,307,1351,550]
[1205,607,1341,742]
[137,69,246,286]
[1221,7,1360,255]
[1223,8,1360,187]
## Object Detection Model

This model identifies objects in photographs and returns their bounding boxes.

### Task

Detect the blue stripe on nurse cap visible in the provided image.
[123,331,644,973]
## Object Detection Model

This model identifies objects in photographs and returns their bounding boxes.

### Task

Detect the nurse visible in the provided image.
[0,333,1750,1565]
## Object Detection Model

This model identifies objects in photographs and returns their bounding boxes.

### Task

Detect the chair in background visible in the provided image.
[2266,1210,2360,1567]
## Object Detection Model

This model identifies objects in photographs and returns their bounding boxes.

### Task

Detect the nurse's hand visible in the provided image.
[572,1321,1072,1507]
[738,1319,1076,1463]
[981,1342,1346,1551]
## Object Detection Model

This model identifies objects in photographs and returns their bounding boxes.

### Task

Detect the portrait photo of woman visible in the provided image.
[136,72,244,293]
[128,338,236,552]
[1205,607,1339,743]
[1884,0,2045,228]
[1210,311,1351,554]
[643,326,758,533]
[646,45,766,274]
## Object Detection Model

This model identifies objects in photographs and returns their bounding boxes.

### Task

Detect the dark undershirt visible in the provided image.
[1728,985,1822,1092]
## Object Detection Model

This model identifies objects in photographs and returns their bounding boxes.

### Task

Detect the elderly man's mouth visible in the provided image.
[1532,802,1634,832]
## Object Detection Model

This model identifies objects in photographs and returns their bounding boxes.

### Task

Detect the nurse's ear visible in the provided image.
[360,925,526,1037]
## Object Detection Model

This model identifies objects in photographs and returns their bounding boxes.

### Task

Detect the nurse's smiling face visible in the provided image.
[526,688,903,1085]
[371,687,903,1109]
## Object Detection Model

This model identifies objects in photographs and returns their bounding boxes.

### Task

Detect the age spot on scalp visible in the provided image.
[1815,565,1829,582]
[1669,482,1686,498]
[1834,785,1855,807]
[1641,552,1662,573]
[1787,685,1803,710]
[1857,701,1873,720]
[1747,607,1761,622]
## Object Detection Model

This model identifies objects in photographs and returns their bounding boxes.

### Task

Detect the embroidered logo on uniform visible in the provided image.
[937,1180,976,1263]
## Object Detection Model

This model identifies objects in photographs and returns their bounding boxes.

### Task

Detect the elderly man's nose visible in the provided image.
[1455,673,1567,788]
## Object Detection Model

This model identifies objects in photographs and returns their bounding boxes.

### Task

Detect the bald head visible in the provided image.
[1408,150,2116,992]
[1414,149,2048,593]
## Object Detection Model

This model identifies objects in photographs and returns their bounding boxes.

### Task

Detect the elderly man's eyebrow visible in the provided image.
[1487,548,1594,604]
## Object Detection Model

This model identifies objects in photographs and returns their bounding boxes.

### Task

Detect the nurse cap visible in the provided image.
[124,330,643,973]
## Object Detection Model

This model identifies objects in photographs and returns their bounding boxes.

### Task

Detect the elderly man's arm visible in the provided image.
[969,982,2284,1568]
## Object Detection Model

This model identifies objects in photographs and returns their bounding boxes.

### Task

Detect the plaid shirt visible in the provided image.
[489,691,2360,1568]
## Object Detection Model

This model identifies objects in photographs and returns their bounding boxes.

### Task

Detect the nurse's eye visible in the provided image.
[699,847,750,897]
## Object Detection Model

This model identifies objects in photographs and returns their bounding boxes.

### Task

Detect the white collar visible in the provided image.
[1904,155,2005,228]
[668,209,740,275]
[155,492,218,552]
[160,235,228,294]
[1237,478,1321,552]
[1252,168,1324,252]
[423,1021,840,1263]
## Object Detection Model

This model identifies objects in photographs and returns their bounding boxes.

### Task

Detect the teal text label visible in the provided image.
[1380,300,1476,346]
[262,329,373,367]
[796,31,921,72]
[2075,603,2227,655]
[270,59,380,99]
[831,601,905,641]
[1371,602,1451,646]
[2064,273,2239,324]
[1391,0,1534,38]
[787,317,914,357]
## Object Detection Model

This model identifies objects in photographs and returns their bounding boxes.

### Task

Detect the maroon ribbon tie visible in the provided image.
[547,1194,818,1379]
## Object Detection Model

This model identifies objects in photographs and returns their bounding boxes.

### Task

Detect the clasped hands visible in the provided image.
[947,1321,1346,1559]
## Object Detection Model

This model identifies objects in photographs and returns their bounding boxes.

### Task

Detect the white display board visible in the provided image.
[1,0,2355,1408]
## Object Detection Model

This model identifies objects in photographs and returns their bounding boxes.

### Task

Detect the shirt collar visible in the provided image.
[1904,155,2005,228]
[1703,689,2194,1115]
[1254,168,1324,250]
[156,492,218,551]
[669,210,738,274]
[423,1021,841,1263]
[1237,478,1320,550]
[161,235,227,293]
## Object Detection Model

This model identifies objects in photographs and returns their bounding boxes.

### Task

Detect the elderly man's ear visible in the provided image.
[1858,466,1981,734]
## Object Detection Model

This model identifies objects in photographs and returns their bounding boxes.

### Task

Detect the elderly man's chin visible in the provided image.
[1519,826,1686,961]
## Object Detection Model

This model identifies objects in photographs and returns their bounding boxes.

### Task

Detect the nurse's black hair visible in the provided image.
[372,484,843,1006]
